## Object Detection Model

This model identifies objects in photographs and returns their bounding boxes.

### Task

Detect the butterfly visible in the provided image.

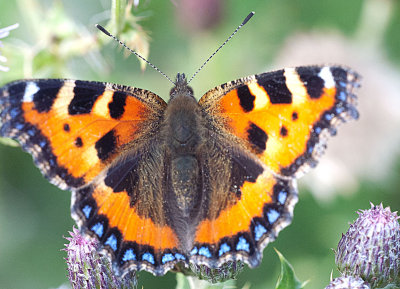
[0,64,359,276]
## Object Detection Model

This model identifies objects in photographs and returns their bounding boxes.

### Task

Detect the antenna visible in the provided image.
[96,11,255,86]
[96,24,175,85]
[187,11,255,84]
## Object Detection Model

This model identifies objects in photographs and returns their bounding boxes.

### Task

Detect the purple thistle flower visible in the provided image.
[0,23,19,72]
[64,227,137,289]
[187,261,244,283]
[335,203,400,288]
[325,275,371,289]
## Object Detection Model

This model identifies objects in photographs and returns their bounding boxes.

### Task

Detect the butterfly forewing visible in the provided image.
[199,66,359,178]
[0,79,166,190]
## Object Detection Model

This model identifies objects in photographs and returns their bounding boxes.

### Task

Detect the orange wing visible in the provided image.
[190,66,359,267]
[0,79,166,190]
[199,66,359,178]
[0,78,184,275]
[72,163,183,276]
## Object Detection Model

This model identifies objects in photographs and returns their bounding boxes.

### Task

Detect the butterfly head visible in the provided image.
[169,73,194,100]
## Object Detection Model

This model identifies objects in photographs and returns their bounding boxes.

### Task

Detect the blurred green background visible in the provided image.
[1,0,400,288]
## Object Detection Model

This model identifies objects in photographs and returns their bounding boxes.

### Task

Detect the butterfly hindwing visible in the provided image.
[190,141,298,268]
[72,142,189,276]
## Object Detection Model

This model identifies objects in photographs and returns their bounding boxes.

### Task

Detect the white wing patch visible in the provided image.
[23,82,39,103]
[319,67,335,89]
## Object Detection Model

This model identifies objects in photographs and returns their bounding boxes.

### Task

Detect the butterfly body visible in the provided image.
[161,73,205,249]
[0,65,360,276]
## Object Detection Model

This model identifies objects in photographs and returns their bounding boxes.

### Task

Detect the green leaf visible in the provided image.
[175,273,237,289]
[0,137,19,147]
[176,273,191,289]
[275,249,306,289]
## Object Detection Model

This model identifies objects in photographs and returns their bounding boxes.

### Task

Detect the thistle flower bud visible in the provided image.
[325,275,370,289]
[176,261,244,284]
[64,227,137,289]
[335,203,400,287]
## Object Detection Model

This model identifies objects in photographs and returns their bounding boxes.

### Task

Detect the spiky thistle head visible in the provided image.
[64,227,137,289]
[325,275,371,289]
[335,203,400,288]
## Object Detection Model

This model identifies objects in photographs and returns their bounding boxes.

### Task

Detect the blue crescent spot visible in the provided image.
[161,253,175,264]
[190,247,198,256]
[122,249,136,262]
[325,113,333,121]
[9,108,20,118]
[15,122,25,130]
[105,234,118,251]
[335,106,345,114]
[38,139,47,148]
[236,236,250,252]
[267,209,280,225]
[142,252,155,264]
[198,246,212,258]
[277,191,287,205]
[218,243,231,257]
[82,205,92,219]
[337,91,346,101]
[91,222,104,237]
[27,127,35,136]
[314,126,321,134]
[254,223,267,241]
[175,253,186,261]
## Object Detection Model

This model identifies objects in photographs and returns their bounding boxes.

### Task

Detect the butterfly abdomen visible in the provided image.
[162,91,206,246]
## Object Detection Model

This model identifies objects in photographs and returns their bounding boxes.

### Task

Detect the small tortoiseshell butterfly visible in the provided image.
[0,16,359,277]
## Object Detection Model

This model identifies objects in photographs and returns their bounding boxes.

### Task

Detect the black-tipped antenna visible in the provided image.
[187,11,255,84]
[96,24,174,85]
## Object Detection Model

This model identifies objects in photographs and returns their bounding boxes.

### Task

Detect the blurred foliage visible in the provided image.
[1,0,400,289]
